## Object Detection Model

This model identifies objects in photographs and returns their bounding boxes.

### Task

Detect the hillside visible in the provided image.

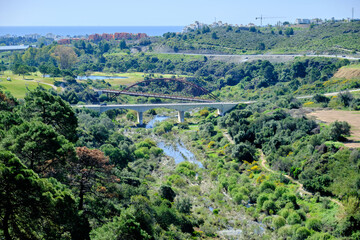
[153,21,360,55]
[333,64,360,79]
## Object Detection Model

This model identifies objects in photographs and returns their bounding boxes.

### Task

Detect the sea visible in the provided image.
[0,26,184,37]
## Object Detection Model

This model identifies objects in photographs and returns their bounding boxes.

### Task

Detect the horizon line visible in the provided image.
[0,25,185,27]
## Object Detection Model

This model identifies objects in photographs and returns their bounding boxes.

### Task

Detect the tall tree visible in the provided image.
[20,88,78,142]
[51,45,78,69]
[1,121,76,177]
[0,151,81,239]
[72,147,113,210]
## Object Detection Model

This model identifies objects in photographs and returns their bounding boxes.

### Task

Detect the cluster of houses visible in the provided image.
[182,21,255,33]
[183,17,360,33]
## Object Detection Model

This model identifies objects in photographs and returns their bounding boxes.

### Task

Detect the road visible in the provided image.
[164,52,360,63]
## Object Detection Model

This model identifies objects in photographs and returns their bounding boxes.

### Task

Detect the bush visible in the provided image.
[257,194,269,208]
[272,216,286,229]
[159,185,176,202]
[328,121,351,141]
[295,227,311,240]
[175,197,192,214]
[199,109,210,117]
[306,218,322,231]
[287,212,301,225]
[263,200,277,214]
[126,111,137,121]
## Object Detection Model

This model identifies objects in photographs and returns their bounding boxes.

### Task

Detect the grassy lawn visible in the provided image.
[342,63,360,69]
[0,77,52,98]
[0,70,63,98]
[0,70,190,98]
[91,71,187,86]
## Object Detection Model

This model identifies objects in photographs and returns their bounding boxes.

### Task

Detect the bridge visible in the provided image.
[76,102,253,124]
[94,78,220,102]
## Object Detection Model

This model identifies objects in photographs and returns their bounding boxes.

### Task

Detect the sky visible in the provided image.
[0,0,359,26]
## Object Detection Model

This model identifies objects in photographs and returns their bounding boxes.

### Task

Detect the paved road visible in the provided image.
[164,52,360,63]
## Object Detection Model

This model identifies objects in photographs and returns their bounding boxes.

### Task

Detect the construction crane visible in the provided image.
[255,15,285,26]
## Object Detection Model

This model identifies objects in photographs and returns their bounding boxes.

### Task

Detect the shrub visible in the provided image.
[295,227,311,240]
[306,218,322,232]
[263,200,277,214]
[272,216,286,229]
[199,109,210,117]
[328,121,351,141]
[287,212,301,225]
[175,197,192,214]
[159,185,176,202]
[257,194,269,208]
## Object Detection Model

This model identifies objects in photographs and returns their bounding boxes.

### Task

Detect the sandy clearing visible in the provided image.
[307,110,360,148]
[333,68,360,79]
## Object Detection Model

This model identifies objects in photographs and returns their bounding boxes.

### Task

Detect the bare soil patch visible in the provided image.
[307,109,360,148]
[333,68,360,79]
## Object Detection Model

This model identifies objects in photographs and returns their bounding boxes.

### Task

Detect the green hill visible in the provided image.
[154,21,360,55]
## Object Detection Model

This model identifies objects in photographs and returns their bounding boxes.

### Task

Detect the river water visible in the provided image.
[145,115,203,168]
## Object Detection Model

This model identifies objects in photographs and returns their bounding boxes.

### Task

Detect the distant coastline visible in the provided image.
[0,26,184,37]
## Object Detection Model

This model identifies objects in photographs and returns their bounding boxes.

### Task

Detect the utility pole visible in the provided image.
[352,7,354,20]
[256,15,263,26]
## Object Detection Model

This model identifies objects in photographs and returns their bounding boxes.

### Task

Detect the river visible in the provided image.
[145,115,203,168]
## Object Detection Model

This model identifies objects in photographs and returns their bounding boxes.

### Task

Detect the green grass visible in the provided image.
[0,77,52,98]
[148,53,205,62]
[90,71,187,87]
[0,71,62,98]
[342,63,360,69]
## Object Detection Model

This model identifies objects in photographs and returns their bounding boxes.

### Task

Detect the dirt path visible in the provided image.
[222,130,235,144]
[259,150,343,208]
[32,80,58,90]
[307,109,360,148]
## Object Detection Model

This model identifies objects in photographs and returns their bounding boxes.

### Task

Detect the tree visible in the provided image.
[1,121,75,176]
[0,62,7,74]
[0,151,82,240]
[159,185,176,202]
[285,28,294,36]
[13,64,29,79]
[272,216,286,229]
[338,91,353,107]
[328,121,351,141]
[20,88,78,142]
[175,197,192,214]
[0,90,18,111]
[257,42,266,50]
[39,63,49,77]
[51,45,78,69]
[249,26,257,32]
[313,93,329,103]
[231,142,257,162]
[292,61,306,78]
[119,40,127,49]
[72,146,113,210]
[211,32,218,39]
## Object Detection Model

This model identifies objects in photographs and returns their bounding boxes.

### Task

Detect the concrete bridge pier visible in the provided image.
[178,111,185,123]
[137,111,143,125]
[217,108,223,116]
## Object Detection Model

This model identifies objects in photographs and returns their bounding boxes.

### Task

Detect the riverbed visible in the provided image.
[145,115,203,168]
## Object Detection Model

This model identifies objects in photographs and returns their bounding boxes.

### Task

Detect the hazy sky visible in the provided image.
[0,0,358,26]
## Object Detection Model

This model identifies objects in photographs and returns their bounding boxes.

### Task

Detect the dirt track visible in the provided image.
[307,110,360,148]
[259,150,343,208]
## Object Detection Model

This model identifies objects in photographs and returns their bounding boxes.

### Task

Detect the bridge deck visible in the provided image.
[100,89,215,102]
